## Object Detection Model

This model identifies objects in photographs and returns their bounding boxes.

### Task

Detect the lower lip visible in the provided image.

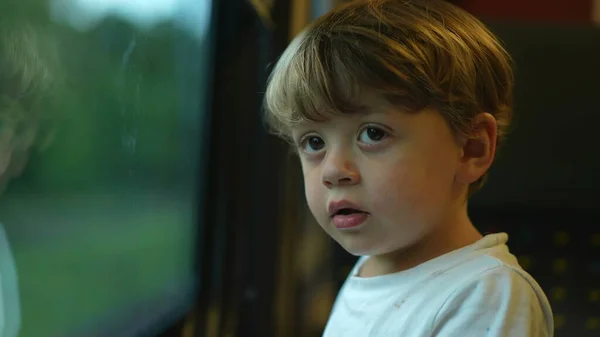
[332,213,369,229]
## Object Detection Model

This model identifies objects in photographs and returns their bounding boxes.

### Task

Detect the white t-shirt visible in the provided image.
[323,233,553,337]
[0,223,20,337]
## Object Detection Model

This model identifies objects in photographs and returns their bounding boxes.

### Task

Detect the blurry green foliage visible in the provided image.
[2,0,207,194]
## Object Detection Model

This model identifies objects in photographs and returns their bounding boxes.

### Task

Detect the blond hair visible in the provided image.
[264,0,514,194]
[0,20,60,152]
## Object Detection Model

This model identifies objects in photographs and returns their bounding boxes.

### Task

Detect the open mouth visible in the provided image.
[330,207,370,229]
[332,208,369,218]
[334,208,364,216]
[328,200,369,219]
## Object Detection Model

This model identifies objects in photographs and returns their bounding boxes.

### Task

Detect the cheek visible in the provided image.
[370,165,423,213]
[302,167,324,217]
[368,153,453,219]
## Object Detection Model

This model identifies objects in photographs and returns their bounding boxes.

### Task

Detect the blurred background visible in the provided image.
[0,0,598,336]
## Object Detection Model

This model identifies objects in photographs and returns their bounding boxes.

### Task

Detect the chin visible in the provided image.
[336,237,383,257]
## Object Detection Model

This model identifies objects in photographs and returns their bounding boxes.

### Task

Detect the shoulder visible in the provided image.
[431,262,554,337]
[436,263,543,313]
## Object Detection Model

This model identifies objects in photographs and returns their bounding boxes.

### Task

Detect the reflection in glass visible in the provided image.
[0,0,212,336]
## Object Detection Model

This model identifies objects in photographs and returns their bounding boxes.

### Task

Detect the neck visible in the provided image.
[359,204,481,278]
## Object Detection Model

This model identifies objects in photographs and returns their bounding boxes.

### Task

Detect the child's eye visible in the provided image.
[358,126,388,145]
[300,135,326,154]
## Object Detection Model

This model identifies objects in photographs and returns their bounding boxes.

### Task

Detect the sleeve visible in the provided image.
[431,267,553,337]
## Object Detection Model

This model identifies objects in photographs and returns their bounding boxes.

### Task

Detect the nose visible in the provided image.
[321,149,360,188]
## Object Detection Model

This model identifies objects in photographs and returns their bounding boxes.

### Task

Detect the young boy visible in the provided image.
[264,0,553,336]
[0,20,59,337]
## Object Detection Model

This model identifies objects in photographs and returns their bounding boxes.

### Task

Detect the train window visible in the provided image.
[0,0,213,336]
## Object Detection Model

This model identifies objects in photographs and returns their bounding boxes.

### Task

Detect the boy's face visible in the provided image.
[291,96,469,256]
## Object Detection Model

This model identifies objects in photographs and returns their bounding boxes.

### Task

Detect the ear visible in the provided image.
[455,113,497,185]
